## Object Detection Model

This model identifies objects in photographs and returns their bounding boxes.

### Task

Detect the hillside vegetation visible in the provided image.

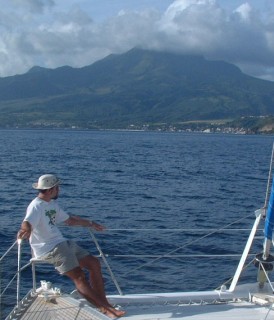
[1,48,274,132]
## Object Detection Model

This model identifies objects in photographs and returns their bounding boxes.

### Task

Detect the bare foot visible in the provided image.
[112,308,126,317]
[101,307,126,318]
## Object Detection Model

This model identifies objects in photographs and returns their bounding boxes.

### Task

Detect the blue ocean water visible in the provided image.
[0,130,274,314]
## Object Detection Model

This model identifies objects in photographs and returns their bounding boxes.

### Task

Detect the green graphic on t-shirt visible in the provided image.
[45,210,57,226]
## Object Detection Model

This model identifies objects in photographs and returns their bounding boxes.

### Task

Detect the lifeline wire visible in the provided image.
[109,211,256,280]
[106,145,274,280]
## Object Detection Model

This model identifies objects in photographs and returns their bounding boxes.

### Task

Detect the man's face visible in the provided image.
[50,185,59,200]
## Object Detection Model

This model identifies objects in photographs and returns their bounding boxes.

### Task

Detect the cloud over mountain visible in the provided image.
[1,0,274,80]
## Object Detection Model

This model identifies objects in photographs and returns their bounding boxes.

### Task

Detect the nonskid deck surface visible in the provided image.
[8,294,109,320]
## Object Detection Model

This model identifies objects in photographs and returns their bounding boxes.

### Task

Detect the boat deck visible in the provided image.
[119,301,273,320]
[5,282,274,320]
[7,293,109,320]
[8,292,274,320]
[108,290,274,320]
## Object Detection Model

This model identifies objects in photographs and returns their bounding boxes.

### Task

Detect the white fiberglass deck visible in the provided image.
[107,288,274,320]
[9,288,274,320]
[115,300,273,320]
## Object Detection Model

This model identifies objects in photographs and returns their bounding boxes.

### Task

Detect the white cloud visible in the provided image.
[155,0,225,53]
[234,3,253,21]
[153,0,274,80]
[0,0,274,80]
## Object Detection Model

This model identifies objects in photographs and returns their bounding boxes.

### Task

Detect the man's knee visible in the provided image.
[80,255,101,270]
[65,267,86,283]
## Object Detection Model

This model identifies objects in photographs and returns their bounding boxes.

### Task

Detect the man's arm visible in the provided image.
[17,221,32,239]
[64,215,106,231]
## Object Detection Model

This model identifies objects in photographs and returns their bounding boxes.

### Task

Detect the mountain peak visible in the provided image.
[27,66,48,74]
[0,48,274,129]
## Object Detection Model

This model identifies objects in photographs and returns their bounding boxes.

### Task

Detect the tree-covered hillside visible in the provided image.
[1,48,274,132]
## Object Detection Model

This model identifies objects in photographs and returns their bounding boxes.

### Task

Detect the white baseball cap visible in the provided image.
[32,174,60,190]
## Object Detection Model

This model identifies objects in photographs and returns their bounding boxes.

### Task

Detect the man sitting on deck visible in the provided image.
[17,174,125,319]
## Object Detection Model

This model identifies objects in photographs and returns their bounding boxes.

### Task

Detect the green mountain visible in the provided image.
[1,48,274,130]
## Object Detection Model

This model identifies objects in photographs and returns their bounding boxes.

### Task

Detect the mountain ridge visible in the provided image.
[1,48,274,131]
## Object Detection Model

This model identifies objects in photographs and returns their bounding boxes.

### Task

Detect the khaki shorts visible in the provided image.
[40,240,89,274]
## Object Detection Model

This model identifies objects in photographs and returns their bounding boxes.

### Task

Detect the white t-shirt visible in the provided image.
[24,197,69,258]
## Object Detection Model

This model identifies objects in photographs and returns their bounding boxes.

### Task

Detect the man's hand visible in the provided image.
[90,221,106,232]
[17,221,32,240]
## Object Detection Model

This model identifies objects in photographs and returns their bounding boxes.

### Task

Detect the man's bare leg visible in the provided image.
[79,255,110,306]
[65,266,125,318]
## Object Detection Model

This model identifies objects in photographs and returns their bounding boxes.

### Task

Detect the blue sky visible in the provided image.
[1,0,274,81]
